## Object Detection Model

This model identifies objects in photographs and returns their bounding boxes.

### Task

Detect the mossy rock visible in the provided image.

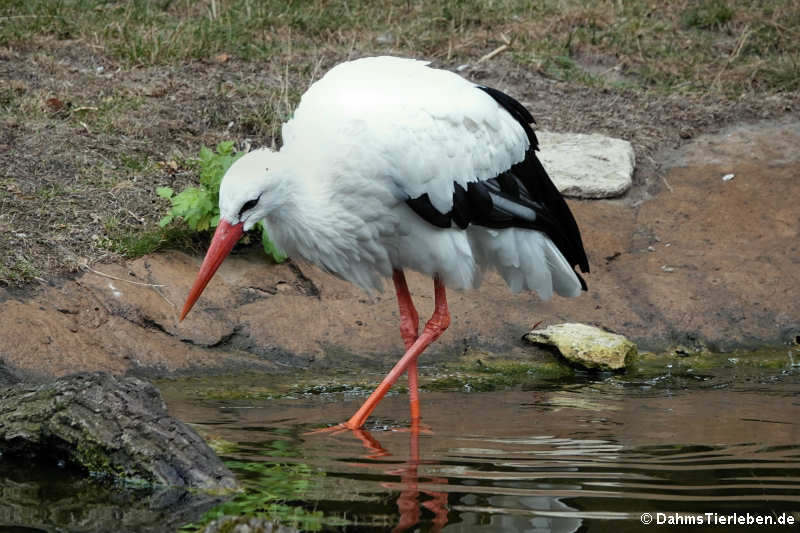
[0,372,237,491]
[525,323,637,371]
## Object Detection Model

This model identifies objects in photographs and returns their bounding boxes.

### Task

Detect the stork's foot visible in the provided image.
[306,420,393,435]
[306,424,394,459]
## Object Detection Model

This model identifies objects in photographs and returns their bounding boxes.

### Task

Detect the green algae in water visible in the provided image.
[162,347,798,406]
[423,359,573,392]
[180,462,344,531]
[181,440,349,532]
[628,347,798,379]
[160,358,577,404]
[161,373,379,403]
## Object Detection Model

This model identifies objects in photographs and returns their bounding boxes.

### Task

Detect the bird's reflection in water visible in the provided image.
[348,421,449,532]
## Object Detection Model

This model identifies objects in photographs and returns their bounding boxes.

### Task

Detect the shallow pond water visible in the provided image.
[2,362,800,532]
[164,364,800,532]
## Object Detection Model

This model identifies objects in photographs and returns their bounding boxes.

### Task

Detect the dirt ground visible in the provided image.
[1,38,799,379]
[2,38,798,284]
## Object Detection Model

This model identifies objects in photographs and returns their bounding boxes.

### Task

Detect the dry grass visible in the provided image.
[3,0,798,94]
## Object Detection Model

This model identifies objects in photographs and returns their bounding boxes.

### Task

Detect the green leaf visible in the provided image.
[167,188,210,230]
[170,187,203,215]
[216,140,236,156]
[197,145,214,162]
[157,141,291,266]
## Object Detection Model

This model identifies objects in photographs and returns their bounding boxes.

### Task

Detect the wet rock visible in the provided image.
[538,131,635,198]
[525,323,636,371]
[202,516,299,533]
[0,372,237,491]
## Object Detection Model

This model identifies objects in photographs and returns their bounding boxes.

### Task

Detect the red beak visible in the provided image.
[180,219,244,321]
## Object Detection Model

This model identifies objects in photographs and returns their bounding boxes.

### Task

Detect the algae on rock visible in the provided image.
[525,323,636,371]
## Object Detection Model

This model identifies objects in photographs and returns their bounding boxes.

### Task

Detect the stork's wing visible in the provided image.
[282,57,588,283]
[405,85,589,287]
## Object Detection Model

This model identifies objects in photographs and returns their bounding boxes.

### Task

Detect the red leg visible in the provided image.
[393,270,421,421]
[393,270,419,349]
[344,275,450,429]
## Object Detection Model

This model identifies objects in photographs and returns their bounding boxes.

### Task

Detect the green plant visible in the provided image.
[180,440,350,531]
[102,226,198,258]
[0,256,40,285]
[158,141,286,262]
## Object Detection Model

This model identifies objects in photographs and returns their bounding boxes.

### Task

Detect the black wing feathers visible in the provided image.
[406,193,451,228]
[404,84,590,288]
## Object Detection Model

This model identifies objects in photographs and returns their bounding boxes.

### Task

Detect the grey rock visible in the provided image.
[0,372,237,491]
[538,131,635,198]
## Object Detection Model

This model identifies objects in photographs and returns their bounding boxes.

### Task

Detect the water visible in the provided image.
[1,366,799,531]
[164,367,800,532]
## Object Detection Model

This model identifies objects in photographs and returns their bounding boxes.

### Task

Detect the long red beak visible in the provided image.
[180,219,244,321]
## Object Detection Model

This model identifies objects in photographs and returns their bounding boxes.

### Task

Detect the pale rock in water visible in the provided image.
[525,323,636,371]
[537,131,635,198]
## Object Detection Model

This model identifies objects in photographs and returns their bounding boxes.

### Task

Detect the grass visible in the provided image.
[682,0,735,30]
[0,257,41,284]
[2,0,798,96]
[101,225,200,258]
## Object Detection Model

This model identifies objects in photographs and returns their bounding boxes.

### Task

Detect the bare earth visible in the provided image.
[1,40,799,379]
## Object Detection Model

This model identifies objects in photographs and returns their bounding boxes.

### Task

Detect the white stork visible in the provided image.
[180,56,589,430]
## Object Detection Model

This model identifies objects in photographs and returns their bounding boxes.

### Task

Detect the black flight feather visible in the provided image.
[405,84,590,290]
[405,193,450,228]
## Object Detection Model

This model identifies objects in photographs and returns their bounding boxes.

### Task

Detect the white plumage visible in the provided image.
[219,56,586,298]
[183,56,589,430]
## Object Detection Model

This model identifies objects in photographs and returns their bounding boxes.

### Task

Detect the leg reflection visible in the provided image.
[387,420,449,532]
[314,421,449,529]
[391,421,421,532]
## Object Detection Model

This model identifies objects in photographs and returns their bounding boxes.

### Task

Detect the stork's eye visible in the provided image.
[239,198,259,216]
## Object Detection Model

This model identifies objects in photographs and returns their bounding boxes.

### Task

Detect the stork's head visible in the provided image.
[180,149,283,321]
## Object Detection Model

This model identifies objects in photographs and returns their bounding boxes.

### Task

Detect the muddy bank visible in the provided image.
[1,121,799,380]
